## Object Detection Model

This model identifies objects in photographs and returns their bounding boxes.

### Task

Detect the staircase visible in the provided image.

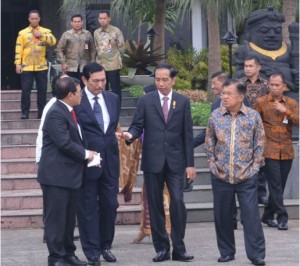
[1,90,299,229]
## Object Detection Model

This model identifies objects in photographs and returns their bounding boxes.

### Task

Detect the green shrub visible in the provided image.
[127,85,144,97]
[191,102,211,126]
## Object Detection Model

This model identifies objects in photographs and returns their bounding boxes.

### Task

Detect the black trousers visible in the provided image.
[211,175,265,261]
[262,159,293,223]
[41,184,77,259]
[105,70,122,103]
[21,70,47,117]
[144,160,187,255]
[76,168,119,261]
[67,71,84,89]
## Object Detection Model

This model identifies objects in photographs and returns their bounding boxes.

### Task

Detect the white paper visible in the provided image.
[87,153,102,167]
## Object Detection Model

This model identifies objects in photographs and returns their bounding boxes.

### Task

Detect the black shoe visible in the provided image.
[218,255,235,262]
[64,255,87,265]
[251,258,265,265]
[262,219,278,228]
[278,222,288,230]
[102,249,117,262]
[21,114,29,119]
[172,252,194,261]
[87,260,100,266]
[153,250,170,262]
[258,197,268,205]
[48,257,68,266]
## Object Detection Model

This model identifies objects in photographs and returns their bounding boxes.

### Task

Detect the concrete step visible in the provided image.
[1,129,37,145]
[1,119,42,130]
[1,107,137,121]
[1,174,40,191]
[0,90,52,101]
[1,199,299,229]
[1,145,36,159]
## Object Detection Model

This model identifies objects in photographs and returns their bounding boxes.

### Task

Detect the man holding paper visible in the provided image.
[74,62,120,265]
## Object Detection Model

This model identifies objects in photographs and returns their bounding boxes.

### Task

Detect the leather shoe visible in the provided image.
[21,114,29,119]
[262,219,277,227]
[87,259,100,266]
[102,249,117,262]
[251,258,265,265]
[218,255,235,262]
[48,257,68,266]
[258,197,268,205]
[172,252,194,261]
[64,255,87,265]
[278,222,288,230]
[153,250,170,262]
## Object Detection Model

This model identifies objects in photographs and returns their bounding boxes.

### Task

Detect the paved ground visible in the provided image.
[1,220,299,266]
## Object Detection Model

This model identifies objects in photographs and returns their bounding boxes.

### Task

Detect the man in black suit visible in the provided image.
[124,63,196,263]
[38,77,96,266]
[74,63,120,266]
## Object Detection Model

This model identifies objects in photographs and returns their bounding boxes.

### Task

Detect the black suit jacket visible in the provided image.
[74,89,120,179]
[37,100,86,189]
[128,90,194,173]
[193,96,251,147]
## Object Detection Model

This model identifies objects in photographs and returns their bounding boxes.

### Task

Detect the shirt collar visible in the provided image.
[243,76,264,84]
[157,90,172,101]
[58,100,73,111]
[85,87,103,101]
[99,25,111,33]
[28,25,40,31]
[267,93,286,102]
[71,28,83,34]
[220,103,249,116]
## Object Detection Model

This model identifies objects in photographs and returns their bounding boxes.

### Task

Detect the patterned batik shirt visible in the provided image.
[94,25,125,71]
[56,29,96,72]
[254,94,299,160]
[15,26,56,71]
[240,76,269,107]
[205,104,266,184]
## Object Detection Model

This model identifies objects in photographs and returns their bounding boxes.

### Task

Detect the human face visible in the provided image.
[83,70,106,96]
[154,69,175,96]
[98,12,110,29]
[249,21,282,50]
[244,59,261,79]
[269,75,286,98]
[28,12,40,28]
[221,84,244,112]
[70,84,82,106]
[71,17,83,31]
[211,77,223,96]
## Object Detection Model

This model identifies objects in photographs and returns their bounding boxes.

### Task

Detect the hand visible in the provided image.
[186,167,196,182]
[61,63,68,73]
[115,132,123,140]
[16,65,22,74]
[123,132,133,141]
[273,101,287,113]
[32,29,42,38]
[87,151,97,162]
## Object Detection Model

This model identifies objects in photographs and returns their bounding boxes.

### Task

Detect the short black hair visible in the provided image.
[154,63,178,78]
[223,79,247,95]
[55,77,77,100]
[270,71,286,84]
[244,54,261,65]
[71,14,83,21]
[29,10,40,17]
[99,10,110,17]
[82,62,105,80]
[211,71,229,83]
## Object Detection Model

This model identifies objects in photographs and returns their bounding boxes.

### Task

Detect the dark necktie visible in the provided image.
[162,96,169,123]
[70,109,78,125]
[93,96,104,131]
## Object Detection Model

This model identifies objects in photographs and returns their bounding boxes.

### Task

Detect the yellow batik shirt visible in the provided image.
[15,26,56,71]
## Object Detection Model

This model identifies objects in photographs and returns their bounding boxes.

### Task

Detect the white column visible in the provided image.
[192,1,207,51]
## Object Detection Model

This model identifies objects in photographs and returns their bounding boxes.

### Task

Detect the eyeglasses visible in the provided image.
[220,92,241,97]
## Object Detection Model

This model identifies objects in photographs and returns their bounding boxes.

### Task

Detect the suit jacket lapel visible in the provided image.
[152,91,165,122]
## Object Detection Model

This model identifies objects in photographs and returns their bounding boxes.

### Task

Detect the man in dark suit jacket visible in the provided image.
[124,64,196,263]
[74,63,120,266]
[38,77,96,266]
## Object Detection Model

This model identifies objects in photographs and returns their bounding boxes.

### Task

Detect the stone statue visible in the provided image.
[234,7,299,96]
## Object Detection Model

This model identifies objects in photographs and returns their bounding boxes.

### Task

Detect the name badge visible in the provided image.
[283,115,288,124]
[85,42,89,50]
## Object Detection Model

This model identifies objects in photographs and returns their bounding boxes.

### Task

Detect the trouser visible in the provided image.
[105,70,122,103]
[21,70,47,117]
[211,175,265,261]
[262,159,293,223]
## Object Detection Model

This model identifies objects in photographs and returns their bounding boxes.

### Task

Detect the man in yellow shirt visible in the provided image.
[15,10,56,119]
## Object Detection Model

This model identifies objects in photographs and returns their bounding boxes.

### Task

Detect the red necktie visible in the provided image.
[162,96,169,123]
[70,110,78,125]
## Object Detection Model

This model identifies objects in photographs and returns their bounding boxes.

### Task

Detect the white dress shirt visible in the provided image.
[158,90,173,110]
